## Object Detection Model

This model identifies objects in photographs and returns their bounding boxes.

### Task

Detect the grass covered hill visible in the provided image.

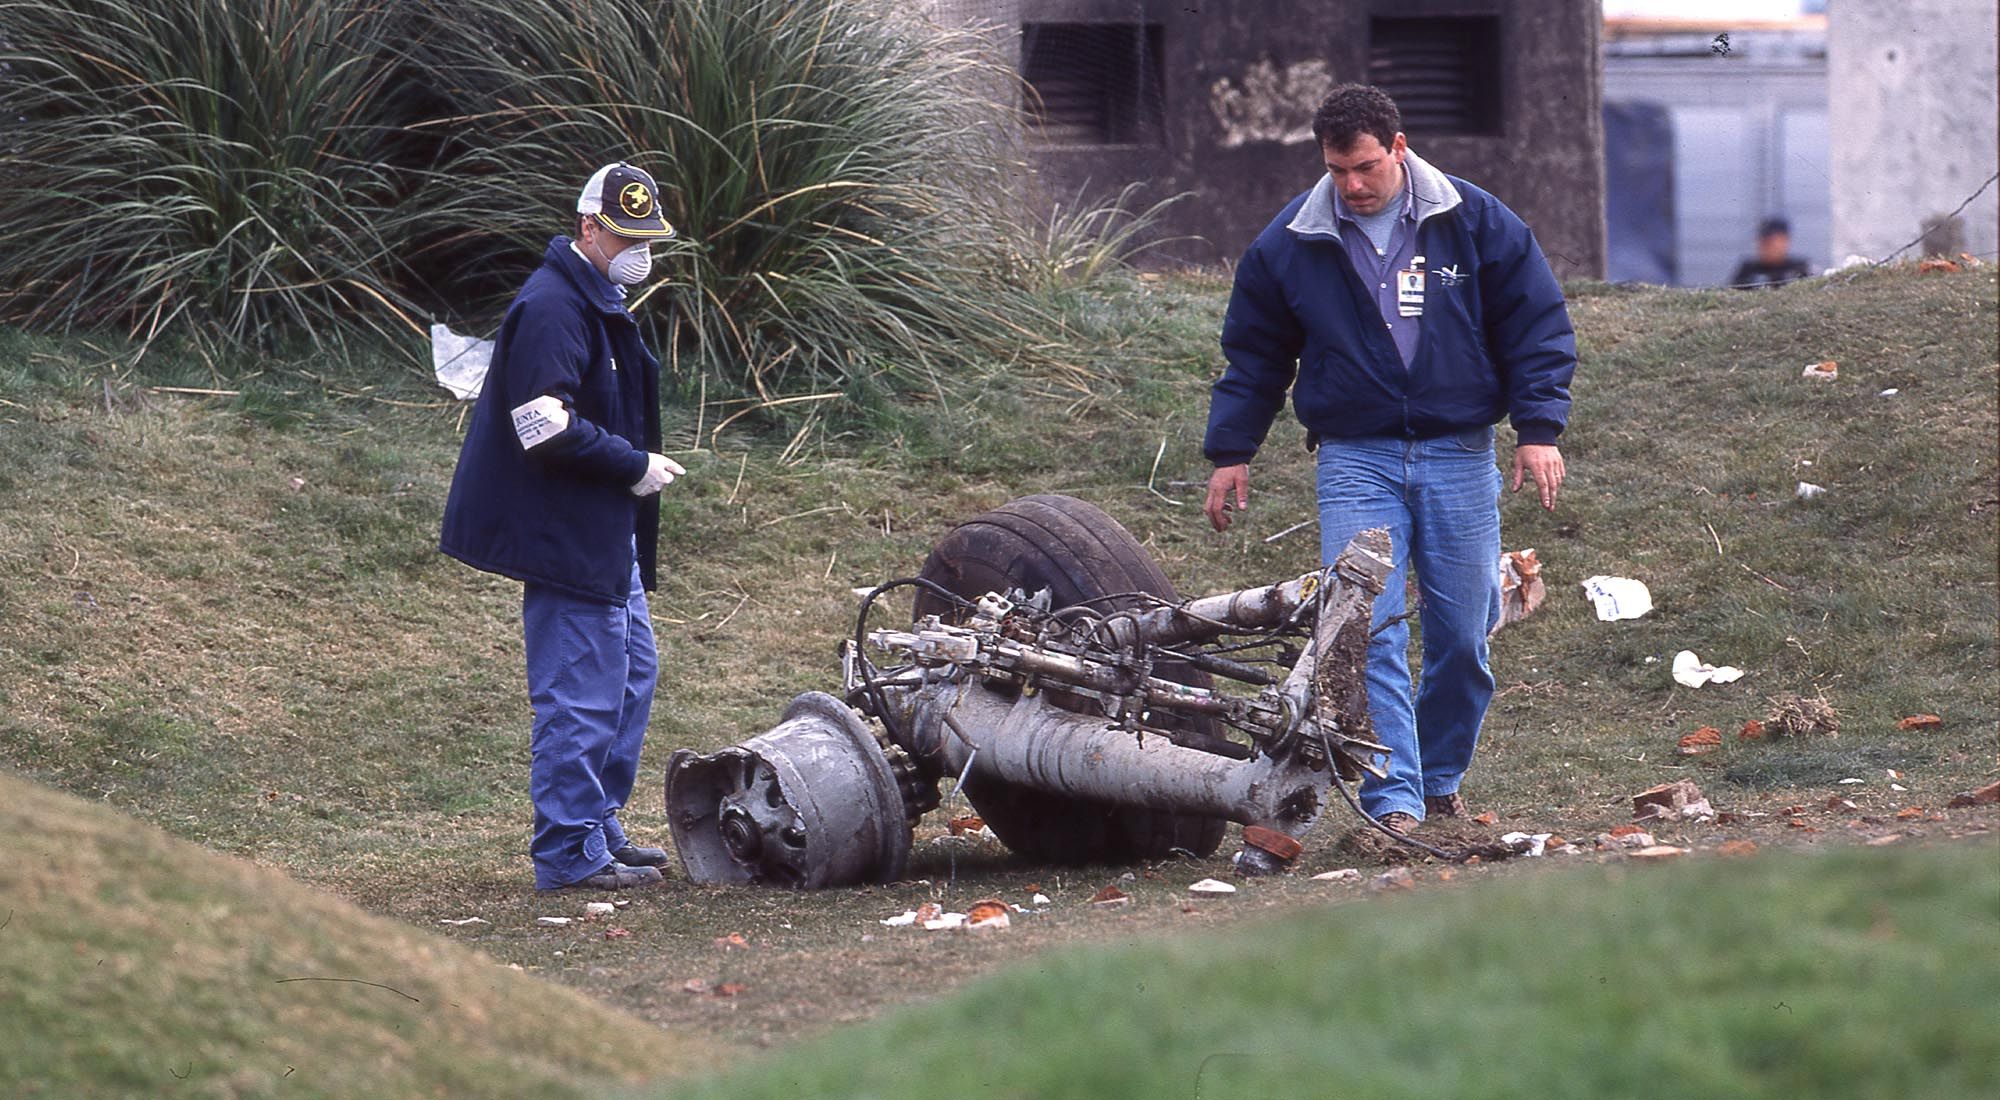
[0,263,1995,1095]
[0,771,710,1099]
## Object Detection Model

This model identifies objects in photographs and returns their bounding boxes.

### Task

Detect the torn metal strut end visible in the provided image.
[666,494,1394,888]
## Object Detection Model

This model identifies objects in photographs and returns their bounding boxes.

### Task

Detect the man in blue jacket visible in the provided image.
[441,162,684,890]
[1202,86,1575,837]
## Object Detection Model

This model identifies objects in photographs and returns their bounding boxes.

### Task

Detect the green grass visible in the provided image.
[659,841,2000,1100]
[0,264,1995,1092]
[0,771,710,1100]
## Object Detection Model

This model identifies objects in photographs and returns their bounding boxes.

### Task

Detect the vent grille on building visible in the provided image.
[1368,16,1504,138]
[1020,23,1165,146]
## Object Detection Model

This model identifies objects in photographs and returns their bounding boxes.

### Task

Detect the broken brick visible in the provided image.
[1895,714,1943,730]
[1946,780,2000,808]
[1677,727,1724,755]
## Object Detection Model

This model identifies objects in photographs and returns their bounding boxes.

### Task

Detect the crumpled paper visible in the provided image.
[432,323,494,400]
[1581,576,1653,621]
[1672,650,1743,687]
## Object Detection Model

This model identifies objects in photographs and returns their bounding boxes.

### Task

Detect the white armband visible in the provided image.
[511,395,570,450]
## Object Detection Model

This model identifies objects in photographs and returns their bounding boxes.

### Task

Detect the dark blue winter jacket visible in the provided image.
[1204,151,1575,466]
[440,237,661,603]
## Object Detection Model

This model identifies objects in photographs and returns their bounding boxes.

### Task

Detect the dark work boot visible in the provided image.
[543,863,663,891]
[611,844,671,868]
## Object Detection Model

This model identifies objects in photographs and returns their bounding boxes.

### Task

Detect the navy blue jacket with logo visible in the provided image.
[1203,151,1575,466]
[440,237,661,603]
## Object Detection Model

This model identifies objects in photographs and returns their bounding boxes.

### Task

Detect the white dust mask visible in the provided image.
[605,239,653,285]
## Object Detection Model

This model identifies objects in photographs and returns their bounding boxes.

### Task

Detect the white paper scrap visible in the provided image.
[1672,650,1744,687]
[1500,831,1553,857]
[1581,576,1653,621]
[1795,481,1826,500]
[432,323,494,400]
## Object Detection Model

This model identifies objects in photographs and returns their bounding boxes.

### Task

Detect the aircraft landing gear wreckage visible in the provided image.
[665,494,1396,888]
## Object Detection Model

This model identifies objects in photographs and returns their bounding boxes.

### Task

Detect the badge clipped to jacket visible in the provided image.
[1397,255,1425,318]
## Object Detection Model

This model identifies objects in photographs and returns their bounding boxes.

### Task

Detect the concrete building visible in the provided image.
[1828,0,1998,264]
[925,0,1606,278]
[1602,14,1830,286]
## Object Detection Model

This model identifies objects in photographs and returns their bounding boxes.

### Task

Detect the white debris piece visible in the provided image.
[1031,893,1052,907]
[1672,650,1744,687]
[1311,868,1363,883]
[879,911,918,927]
[583,902,616,917]
[1838,777,1865,784]
[431,323,494,400]
[536,916,572,926]
[1795,482,1826,500]
[438,916,489,926]
[1187,879,1238,895]
[1500,832,1553,857]
[923,912,968,931]
[1879,388,1899,396]
[1581,576,1653,621]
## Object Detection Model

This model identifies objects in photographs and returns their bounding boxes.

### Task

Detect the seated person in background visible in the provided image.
[1729,217,1812,287]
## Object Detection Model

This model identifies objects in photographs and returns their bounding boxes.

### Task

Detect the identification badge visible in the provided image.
[1396,255,1425,318]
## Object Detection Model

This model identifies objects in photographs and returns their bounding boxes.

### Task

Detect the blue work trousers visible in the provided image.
[522,561,657,889]
[1316,429,1503,820]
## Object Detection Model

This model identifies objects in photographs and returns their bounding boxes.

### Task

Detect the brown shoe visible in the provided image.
[1425,792,1470,819]
[1375,811,1420,836]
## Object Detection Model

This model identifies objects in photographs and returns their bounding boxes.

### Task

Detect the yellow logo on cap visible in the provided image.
[619,182,653,218]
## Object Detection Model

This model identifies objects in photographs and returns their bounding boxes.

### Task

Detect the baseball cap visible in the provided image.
[577,162,676,239]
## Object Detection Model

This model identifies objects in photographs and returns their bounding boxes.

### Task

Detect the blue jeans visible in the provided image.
[522,561,657,889]
[1316,429,1502,820]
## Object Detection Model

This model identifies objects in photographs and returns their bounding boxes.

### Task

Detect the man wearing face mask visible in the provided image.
[441,162,684,891]
[1201,86,1575,840]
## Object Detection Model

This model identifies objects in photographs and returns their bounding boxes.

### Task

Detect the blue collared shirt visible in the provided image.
[1333,169,1421,367]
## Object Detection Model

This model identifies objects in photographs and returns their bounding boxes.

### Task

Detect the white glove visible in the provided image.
[630,452,686,496]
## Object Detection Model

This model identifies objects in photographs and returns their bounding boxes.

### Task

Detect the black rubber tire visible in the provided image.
[913,494,1228,864]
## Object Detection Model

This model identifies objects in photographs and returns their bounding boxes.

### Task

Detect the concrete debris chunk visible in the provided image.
[1311,868,1363,883]
[583,901,616,917]
[1597,830,1657,850]
[1090,885,1131,909]
[1370,867,1415,892]
[1187,878,1238,896]
[1795,481,1826,500]
[1632,779,1715,822]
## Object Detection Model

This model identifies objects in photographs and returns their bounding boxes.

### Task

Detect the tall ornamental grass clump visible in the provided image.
[0,0,451,350]
[417,0,1082,404]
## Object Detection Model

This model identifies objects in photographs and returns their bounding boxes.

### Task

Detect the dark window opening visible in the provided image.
[1020,23,1165,146]
[1368,16,1503,138]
